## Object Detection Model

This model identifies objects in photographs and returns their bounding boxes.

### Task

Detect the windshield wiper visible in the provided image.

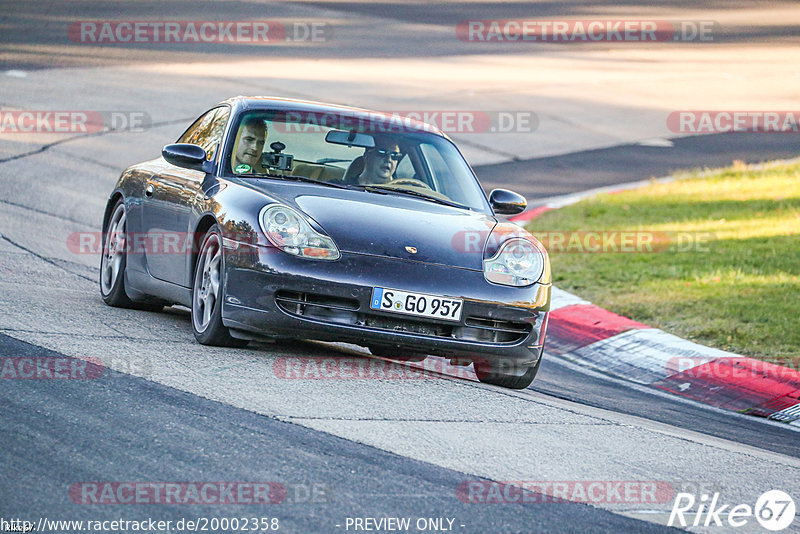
[358,185,469,209]
[237,173,354,190]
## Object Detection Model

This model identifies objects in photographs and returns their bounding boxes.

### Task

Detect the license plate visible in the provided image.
[370,287,463,322]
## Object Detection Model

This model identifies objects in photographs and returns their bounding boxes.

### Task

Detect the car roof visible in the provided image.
[217,96,449,139]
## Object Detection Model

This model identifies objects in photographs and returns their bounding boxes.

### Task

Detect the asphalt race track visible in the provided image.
[2,1,800,533]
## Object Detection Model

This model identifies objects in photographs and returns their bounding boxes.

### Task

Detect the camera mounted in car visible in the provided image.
[261,141,294,171]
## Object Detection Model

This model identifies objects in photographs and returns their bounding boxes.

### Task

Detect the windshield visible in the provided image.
[224,110,491,212]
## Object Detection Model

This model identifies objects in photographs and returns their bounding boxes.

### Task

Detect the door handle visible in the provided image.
[145,184,155,197]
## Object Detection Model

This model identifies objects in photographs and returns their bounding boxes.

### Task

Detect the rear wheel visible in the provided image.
[100,199,162,311]
[474,352,542,390]
[192,225,249,348]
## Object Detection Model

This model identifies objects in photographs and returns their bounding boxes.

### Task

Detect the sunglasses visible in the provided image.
[370,149,403,162]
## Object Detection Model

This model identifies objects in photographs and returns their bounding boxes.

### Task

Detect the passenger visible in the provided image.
[356,136,403,185]
[233,117,267,173]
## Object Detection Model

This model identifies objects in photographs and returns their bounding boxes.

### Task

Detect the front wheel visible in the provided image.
[474,352,542,389]
[191,225,249,348]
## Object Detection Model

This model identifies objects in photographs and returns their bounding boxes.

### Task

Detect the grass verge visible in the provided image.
[528,159,800,362]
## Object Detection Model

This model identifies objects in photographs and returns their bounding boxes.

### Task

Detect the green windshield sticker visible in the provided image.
[234,164,251,174]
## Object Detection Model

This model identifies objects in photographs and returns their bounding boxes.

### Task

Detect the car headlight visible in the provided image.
[259,204,340,260]
[483,237,545,286]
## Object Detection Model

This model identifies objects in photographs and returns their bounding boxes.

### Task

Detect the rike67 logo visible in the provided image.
[669,490,795,531]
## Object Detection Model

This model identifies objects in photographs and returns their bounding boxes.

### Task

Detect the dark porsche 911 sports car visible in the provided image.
[100,97,551,389]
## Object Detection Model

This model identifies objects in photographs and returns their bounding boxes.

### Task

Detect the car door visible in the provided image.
[142,106,230,286]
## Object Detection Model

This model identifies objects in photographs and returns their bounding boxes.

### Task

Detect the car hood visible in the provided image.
[293,191,496,270]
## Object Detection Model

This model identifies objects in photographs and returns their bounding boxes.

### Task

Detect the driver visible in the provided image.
[233,117,267,173]
[356,136,403,185]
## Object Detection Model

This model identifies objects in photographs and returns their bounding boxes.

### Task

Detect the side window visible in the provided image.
[395,155,415,179]
[178,107,230,161]
[420,143,449,189]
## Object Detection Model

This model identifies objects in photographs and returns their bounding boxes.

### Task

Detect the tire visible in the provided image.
[191,225,249,348]
[100,199,162,312]
[474,351,542,390]
[368,345,427,362]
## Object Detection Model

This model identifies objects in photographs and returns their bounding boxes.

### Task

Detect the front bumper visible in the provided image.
[221,244,550,367]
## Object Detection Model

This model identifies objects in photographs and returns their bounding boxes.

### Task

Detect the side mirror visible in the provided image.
[162,143,208,171]
[489,189,527,215]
